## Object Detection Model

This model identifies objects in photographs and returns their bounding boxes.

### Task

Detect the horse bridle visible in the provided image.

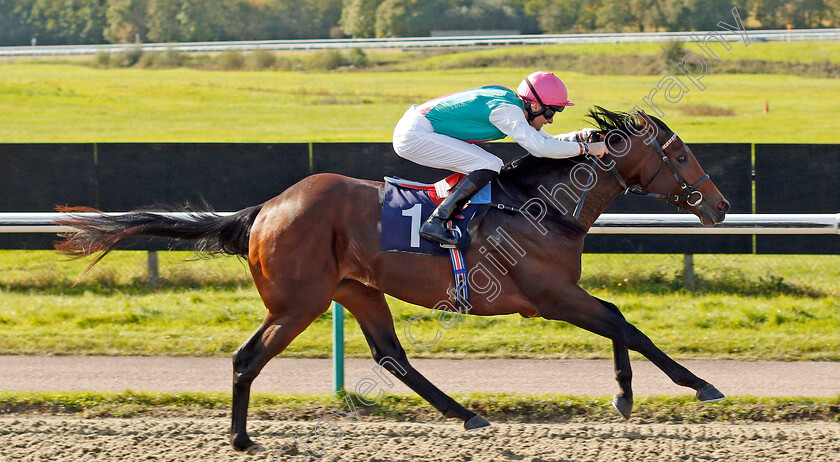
[607,132,709,208]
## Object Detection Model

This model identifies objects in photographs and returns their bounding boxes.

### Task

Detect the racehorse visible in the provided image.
[55,107,731,453]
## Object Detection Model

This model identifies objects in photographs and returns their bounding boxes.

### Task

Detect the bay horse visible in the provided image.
[56,107,731,453]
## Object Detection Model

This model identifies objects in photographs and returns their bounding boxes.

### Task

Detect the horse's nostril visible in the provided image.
[717,200,730,213]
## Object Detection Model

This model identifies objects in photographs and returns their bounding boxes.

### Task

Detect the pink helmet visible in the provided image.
[516,71,574,107]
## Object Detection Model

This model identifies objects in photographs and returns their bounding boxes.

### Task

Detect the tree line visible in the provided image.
[1,0,839,46]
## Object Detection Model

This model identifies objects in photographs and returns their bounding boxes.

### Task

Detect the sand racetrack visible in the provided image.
[2,357,838,460]
[1,416,837,461]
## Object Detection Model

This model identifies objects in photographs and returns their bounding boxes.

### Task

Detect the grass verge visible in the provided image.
[1,391,837,423]
[83,41,840,75]
[2,251,838,360]
[1,62,839,143]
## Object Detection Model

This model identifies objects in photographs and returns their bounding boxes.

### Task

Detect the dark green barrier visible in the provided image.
[2,143,836,254]
[96,143,310,210]
[0,144,97,212]
[755,144,840,254]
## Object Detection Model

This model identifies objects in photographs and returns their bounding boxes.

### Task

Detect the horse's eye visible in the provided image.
[677,155,687,163]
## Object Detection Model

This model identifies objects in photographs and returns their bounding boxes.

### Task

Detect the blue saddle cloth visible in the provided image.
[380,177,490,256]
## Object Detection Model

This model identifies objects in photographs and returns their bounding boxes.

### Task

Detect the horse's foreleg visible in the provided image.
[594,297,633,419]
[334,280,490,430]
[542,287,724,403]
[230,279,333,453]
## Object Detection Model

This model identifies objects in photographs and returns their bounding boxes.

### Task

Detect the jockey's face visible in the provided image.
[527,102,553,131]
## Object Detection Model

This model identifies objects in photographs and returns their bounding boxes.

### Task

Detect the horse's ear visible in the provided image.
[635,111,650,129]
[634,111,661,139]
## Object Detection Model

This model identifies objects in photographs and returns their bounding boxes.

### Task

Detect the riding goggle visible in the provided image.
[542,105,565,119]
[525,79,565,120]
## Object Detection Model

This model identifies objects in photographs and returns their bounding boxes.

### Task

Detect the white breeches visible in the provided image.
[392,106,505,174]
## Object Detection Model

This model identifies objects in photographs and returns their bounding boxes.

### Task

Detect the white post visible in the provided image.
[683,254,696,291]
[147,250,159,288]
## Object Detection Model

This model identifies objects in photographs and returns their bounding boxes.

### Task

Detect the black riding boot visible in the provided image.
[419,169,498,246]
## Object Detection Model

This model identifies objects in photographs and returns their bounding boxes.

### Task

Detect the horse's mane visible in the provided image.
[585,105,672,135]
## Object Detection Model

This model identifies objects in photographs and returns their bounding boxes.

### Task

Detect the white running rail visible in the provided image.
[2,29,838,57]
[1,212,838,235]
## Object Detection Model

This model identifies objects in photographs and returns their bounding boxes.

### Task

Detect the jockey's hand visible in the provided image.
[577,128,600,143]
[587,141,608,158]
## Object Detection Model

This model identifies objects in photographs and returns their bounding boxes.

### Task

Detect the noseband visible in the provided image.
[607,132,709,208]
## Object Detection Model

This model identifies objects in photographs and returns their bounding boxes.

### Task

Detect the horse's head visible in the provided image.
[588,107,730,225]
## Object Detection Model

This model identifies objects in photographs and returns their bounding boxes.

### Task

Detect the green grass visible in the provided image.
[1,251,838,360]
[1,391,837,423]
[1,44,840,143]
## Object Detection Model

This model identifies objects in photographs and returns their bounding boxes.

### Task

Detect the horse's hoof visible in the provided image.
[612,395,633,420]
[696,384,725,402]
[464,414,492,431]
[231,434,264,454]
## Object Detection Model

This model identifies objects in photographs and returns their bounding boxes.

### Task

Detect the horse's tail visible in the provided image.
[54,204,263,275]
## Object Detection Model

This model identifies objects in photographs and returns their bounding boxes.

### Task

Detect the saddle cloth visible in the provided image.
[380,174,491,256]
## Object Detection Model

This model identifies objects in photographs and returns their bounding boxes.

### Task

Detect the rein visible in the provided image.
[490,177,586,234]
[607,132,709,208]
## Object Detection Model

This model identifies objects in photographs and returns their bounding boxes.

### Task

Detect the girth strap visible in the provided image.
[444,220,471,314]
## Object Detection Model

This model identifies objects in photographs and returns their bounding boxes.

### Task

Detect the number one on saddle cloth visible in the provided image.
[402,203,423,248]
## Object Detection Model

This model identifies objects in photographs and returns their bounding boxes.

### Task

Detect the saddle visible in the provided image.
[385,173,491,206]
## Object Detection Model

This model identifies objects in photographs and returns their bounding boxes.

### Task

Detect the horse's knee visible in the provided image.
[616,324,654,352]
[364,325,408,364]
[373,348,407,366]
[371,347,411,380]
[592,299,655,353]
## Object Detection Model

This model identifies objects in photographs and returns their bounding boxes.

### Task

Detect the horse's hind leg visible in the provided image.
[541,287,724,403]
[230,277,333,453]
[333,280,490,430]
[595,297,633,419]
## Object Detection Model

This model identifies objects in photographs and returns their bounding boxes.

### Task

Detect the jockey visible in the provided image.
[392,71,608,246]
